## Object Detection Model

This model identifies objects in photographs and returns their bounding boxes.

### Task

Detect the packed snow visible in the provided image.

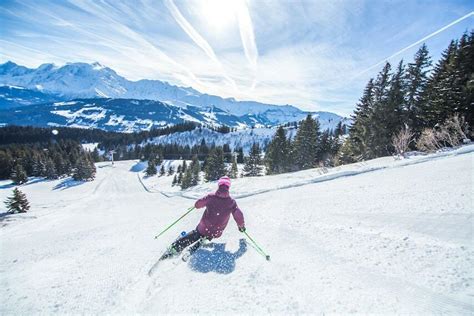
[0,145,472,314]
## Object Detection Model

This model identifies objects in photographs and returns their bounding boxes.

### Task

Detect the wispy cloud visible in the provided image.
[163,0,238,91]
[236,0,259,86]
[1,0,473,115]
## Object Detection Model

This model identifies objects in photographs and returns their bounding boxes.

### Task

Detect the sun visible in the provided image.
[198,0,240,30]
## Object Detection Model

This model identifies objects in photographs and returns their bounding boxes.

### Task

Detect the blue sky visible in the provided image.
[1,0,473,115]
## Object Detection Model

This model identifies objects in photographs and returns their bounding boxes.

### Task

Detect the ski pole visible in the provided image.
[154,206,195,239]
[243,231,271,261]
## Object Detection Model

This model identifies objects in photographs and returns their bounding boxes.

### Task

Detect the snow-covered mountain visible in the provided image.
[0,61,349,130]
[0,96,345,133]
[0,85,63,108]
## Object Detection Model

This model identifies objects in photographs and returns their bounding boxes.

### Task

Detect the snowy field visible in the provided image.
[0,146,473,314]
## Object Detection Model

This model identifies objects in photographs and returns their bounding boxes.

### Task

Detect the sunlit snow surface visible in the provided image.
[0,145,473,314]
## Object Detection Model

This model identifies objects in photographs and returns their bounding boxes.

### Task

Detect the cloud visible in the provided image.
[163,0,238,91]
[236,0,258,70]
[1,0,473,116]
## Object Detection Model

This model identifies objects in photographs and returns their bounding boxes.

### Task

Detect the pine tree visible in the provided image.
[205,147,226,181]
[293,115,320,169]
[383,60,407,153]
[235,147,244,164]
[180,167,193,190]
[370,62,392,157]
[172,174,178,186]
[456,31,474,128]
[223,144,232,163]
[145,159,157,177]
[318,130,334,165]
[348,79,375,160]
[0,151,13,180]
[336,139,357,165]
[45,158,58,179]
[181,160,188,173]
[155,153,163,166]
[53,155,68,177]
[177,171,183,184]
[334,121,345,138]
[422,40,460,128]
[229,156,239,178]
[33,156,47,177]
[91,148,101,162]
[159,165,165,176]
[405,44,432,132]
[243,143,263,176]
[4,188,30,213]
[73,157,96,181]
[423,32,474,130]
[190,156,200,186]
[167,166,175,176]
[11,163,28,185]
[265,126,291,174]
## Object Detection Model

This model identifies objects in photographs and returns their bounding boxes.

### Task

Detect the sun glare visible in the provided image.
[199,0,240,30]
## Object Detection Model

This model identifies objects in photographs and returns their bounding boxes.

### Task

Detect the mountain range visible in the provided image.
[0,61,349,132]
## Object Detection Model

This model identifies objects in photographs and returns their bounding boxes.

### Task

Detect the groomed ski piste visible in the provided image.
[1,145,473,314]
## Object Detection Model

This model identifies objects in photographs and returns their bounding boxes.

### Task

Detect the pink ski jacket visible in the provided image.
[195,189,245,238]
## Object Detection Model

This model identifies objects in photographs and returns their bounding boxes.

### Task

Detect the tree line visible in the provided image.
[0,122,200,147]
[0,140,96,183]
[143,117,347,190]
[339,31,472,163]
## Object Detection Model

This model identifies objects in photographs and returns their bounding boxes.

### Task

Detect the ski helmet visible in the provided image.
[218,176,231,188]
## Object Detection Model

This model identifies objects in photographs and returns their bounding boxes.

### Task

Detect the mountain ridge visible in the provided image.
[0,61,350,132]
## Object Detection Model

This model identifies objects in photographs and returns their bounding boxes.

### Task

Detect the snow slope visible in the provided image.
[0,146,472,314]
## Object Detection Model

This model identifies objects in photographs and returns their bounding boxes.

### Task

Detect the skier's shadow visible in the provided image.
[188,239,247,274]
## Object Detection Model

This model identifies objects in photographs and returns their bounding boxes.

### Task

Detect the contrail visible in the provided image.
[355,11,474,78]
[164,0,238,91]
[235,0,259,91]
[236,0,258,69]
[21,0,207,90]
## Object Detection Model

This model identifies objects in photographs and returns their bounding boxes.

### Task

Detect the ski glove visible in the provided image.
[239,227,246,233]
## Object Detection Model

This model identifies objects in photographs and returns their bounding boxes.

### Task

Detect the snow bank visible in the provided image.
[145,144,474,200]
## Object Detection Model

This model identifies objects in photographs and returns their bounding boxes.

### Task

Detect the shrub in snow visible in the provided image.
[4,188,30,213]
[392,127,415,157]
[416,128,442,152]
[437,114,470,147]
[416,115,470,152]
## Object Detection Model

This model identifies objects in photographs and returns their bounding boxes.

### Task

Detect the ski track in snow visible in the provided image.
[0,146,473,314]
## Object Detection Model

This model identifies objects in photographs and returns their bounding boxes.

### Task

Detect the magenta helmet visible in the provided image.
[218,176,231,188]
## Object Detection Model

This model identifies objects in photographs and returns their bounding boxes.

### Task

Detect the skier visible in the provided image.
[161,176,245,260]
